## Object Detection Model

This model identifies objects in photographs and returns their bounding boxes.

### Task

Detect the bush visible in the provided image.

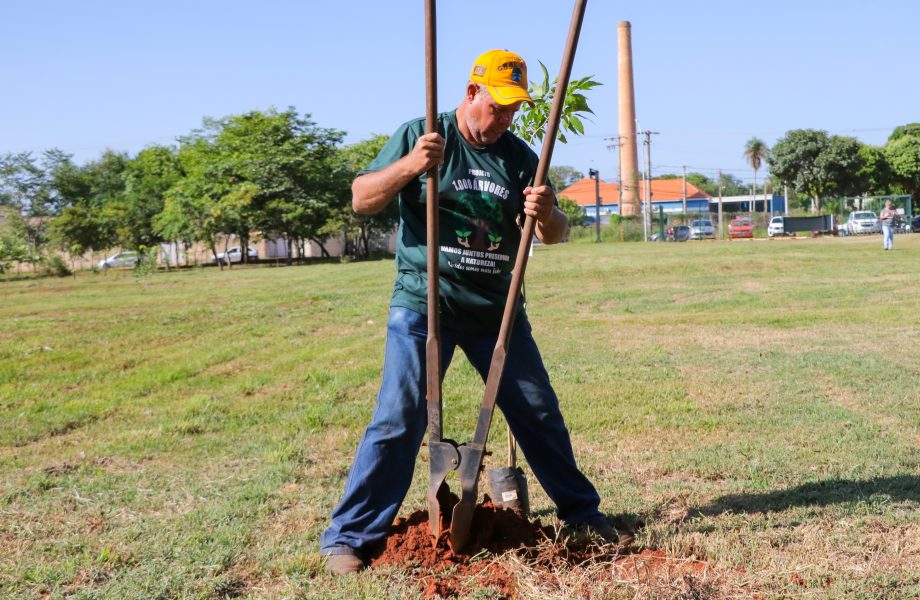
[42,255,72,277]
[567,218,645,243]
[132,246,158,278]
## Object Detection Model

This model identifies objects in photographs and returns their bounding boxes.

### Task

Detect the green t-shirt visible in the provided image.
[362,110,542,333]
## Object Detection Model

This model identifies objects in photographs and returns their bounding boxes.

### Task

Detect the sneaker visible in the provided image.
[324,552,364,575]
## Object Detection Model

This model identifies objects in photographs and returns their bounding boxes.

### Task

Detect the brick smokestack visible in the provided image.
[617,21,640,216]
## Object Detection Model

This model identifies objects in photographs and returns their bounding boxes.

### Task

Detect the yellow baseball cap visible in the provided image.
[469,49,534,107]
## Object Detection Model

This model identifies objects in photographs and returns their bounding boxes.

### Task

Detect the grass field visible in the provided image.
[1,233,919,599]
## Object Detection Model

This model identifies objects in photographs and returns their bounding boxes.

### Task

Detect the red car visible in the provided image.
[729,216,754,239]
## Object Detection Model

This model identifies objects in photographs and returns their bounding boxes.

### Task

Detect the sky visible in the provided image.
[2,0,918,187]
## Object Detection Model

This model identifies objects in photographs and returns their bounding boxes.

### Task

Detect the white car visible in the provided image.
[689,219,715,239]
[846,211,880,235]
[98,251,140,269]
[768,216,786,237]
[214,246,258,264]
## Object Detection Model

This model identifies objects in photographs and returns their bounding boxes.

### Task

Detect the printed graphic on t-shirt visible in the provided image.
[441,169,513,275]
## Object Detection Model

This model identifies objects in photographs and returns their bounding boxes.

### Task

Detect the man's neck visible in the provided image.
[454,104,484,149]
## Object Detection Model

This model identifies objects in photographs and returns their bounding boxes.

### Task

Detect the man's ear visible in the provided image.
[465,83,479,103]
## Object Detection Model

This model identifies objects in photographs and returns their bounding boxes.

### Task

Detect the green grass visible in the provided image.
[1,234,919,599]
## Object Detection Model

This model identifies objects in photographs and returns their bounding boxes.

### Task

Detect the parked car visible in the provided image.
[728,216,754,239]
[846,211,880,235]
[98,250,140,270]
[666,225,691,242]
[689,219,715,239]
[912,214,920,233]
[214,246,258,264]
[767,216,785,237]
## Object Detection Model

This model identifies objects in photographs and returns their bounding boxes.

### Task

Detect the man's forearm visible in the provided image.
[535,207,568,245]
[352,156,423,215]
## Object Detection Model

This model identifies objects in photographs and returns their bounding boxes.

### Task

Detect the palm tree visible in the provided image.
[743,138,768,216]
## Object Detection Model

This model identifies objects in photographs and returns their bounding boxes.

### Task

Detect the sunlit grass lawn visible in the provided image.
[1,233,919,599]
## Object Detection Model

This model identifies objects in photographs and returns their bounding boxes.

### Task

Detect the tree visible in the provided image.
[767,129,865,213]
[176,108,345,265]
[157,137,249,269]
[855,144,892,198]
[41,150,89,215]
[47,150,127,258]
[327,135,395,259]
[884,125,920,202]
[887,123,920,143]
[510,63,601,146]
[119,146,183,253]
[743,137,768,214]
[558,197,585,227]
[656,172,746,198]
[0,212,30,273]
[0,153,43,214]
[548,166,584,189]
[817,135,866,200]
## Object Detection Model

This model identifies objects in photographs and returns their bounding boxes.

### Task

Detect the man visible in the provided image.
[321,49,621,575]
[879,200,898,251]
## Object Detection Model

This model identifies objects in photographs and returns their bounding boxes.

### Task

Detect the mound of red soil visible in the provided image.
[369,494,726,599]
[369,496,622,599]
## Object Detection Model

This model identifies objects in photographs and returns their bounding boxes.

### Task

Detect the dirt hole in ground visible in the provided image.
[368,495,718,599]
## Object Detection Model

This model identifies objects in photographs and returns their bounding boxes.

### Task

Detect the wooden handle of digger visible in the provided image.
[473,0,588,450]
[424,0,442,443]
[496,0,586,345]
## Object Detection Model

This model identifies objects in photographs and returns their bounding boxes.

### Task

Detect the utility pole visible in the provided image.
[605,136,624,211]
[638,130,659,241]
[588,168,601,243]
[718,169,724,239]
[682,165,687,216]
[764,180,769,217]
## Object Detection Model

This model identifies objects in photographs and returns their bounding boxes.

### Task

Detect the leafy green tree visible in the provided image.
[548,166,584,189]
[884,126,920,202]
[41,150,90,215]
[818,135,866,200]
[856,144,892,198]
[0,212,30,273]
[767,129,865,213]
[510,63,601,146]
[48,150,127,258]
[0,153,43,214]
[247,111,345,262]
[118,145,183,251]
[684,173,710,191]
[47,206,103,260]
[177,108,344,265]
[887,123,920,143]
[657,172,746,198]
[157,137,248,269]
[327,134,396,259]
[558,197,585,227]
[716,173,748,197]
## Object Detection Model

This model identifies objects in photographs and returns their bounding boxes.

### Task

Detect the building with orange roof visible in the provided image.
[559,177,712,221]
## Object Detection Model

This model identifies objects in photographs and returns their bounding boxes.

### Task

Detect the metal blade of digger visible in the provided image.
[422,0,455,542]
[449,0,589,551]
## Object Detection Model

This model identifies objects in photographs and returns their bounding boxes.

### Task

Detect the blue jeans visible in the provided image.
[882,224,894,250]
[320,307,603,555]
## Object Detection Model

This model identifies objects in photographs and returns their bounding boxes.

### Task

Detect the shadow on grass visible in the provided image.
[698,475,920,516]
[530,507,646,538]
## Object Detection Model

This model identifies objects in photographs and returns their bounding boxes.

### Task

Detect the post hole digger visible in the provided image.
[425,0,589,551]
